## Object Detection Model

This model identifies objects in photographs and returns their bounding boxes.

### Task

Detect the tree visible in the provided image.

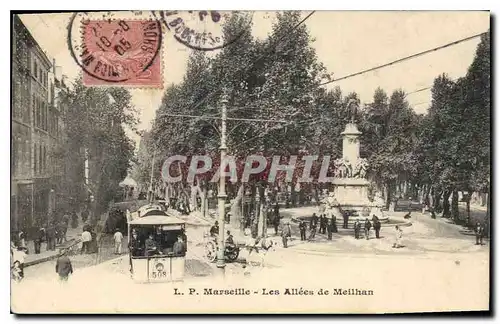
[59,77,137,220]
[415,31,490,222]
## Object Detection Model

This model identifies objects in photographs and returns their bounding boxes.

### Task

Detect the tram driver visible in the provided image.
[144,234,159,256]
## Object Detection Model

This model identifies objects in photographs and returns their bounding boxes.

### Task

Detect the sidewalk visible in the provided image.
[23,223,84,267]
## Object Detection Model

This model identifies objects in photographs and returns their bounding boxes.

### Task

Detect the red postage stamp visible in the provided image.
[79,19,162,87]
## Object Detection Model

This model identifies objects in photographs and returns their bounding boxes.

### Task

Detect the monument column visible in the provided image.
[341,123,362,165]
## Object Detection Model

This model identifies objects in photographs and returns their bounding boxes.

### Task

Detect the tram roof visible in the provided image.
[128,215,186,225]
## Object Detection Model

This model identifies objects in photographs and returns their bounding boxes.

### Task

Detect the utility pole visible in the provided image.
[216,93,229,274]
[149,149,156,202]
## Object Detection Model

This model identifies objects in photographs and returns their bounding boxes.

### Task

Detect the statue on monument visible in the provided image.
[353,158,369,179]
[347,98,360,124]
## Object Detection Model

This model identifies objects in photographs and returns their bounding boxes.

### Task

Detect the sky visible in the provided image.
[19,11,490,145]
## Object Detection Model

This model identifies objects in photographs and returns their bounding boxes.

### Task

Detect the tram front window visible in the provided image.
[129,226,186,257]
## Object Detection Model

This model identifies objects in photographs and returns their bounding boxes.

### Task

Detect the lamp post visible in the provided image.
[216,93,229,274]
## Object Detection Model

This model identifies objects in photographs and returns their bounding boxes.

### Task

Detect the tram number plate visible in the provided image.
[151,271,167,279]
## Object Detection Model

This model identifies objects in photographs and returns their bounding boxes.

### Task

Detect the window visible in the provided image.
[13,80,21,120]
[32,95,36,127]
[33,61,37,79]
[43,146,47,172]
[34,145,37,174]
[19,138,24,174]
[23,76,30,124]
[39,144,43,174]
[45,104,49,131]
[12,138,17,174]
[24,140,30,173]
[42,102,45,130]
[36,98,40,128]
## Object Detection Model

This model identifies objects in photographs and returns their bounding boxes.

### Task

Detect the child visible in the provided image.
[11,261,23,282]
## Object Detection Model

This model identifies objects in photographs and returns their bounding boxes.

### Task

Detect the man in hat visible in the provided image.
[113,228,124,255]
[372,215,381,239]
[55,249,73,282]
[364,218,372,240]
[173,235,186,256]
[281,221,292,248]
[342,210,349,229]
[210,221,219,237]
[475,222,485,245]
[353,220,361,239]
[298,220,307,241]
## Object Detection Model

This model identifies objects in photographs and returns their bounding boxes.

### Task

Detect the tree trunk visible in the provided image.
[314,184,320,206]
[424,186,431,207]
[451,190,459,222]
[257,184,267,237]
[385,181,392,210]
[229,184,244,230]
[442,190,451,218]
[200,179,208,218]
[432,188,442,212]
[190,182,199,212]
[250,184,258,237]
[466,193,471,227]
[290,184,296,207]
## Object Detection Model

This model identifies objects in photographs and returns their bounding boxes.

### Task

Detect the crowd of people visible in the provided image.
[10,207,95,283]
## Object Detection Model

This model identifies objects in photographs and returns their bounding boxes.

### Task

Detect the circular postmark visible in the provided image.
[157,10,253,51]
[67,12,162,83]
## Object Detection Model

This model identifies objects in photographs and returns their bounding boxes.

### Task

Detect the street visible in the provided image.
[12,207,489,313]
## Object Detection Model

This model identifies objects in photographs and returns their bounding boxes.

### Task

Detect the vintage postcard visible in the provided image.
[10,10,490,314]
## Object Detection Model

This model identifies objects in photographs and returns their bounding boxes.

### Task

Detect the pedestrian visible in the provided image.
[310,213,318,229]
[281,221,292,248]
[81,228,92,254]
[34,225,45,254]
[69,211,78,229]
[225,230,235,247]
[113,228,124,254]
[364,218,372,240]
[18,230,26,249]
[55,249,73,282]
[331,215,338,233]
[393,225,403,248]
[474,222,484,245]
[62,212,70,227]
[173,235,186,256]
[11,247,26,281]
[320,214,327,234]
[11,261,23,282]
[61,219,68,243]
[273,213,280,236]
[299,220,307,241]
[210,221,219,237]
[353,220,360,239]
[342,210,349,229]
[46,222,57,251]
[372,216,381,239]
[308,216,317,241]
[327,218,334,240]
[56,221,64,245]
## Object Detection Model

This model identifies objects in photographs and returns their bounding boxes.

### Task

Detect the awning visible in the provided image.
[119,176,137,188]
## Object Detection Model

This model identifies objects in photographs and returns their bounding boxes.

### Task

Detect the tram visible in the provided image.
[127,205,187,282]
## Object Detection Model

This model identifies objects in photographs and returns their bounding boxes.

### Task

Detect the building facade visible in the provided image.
[12,15,67,233]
